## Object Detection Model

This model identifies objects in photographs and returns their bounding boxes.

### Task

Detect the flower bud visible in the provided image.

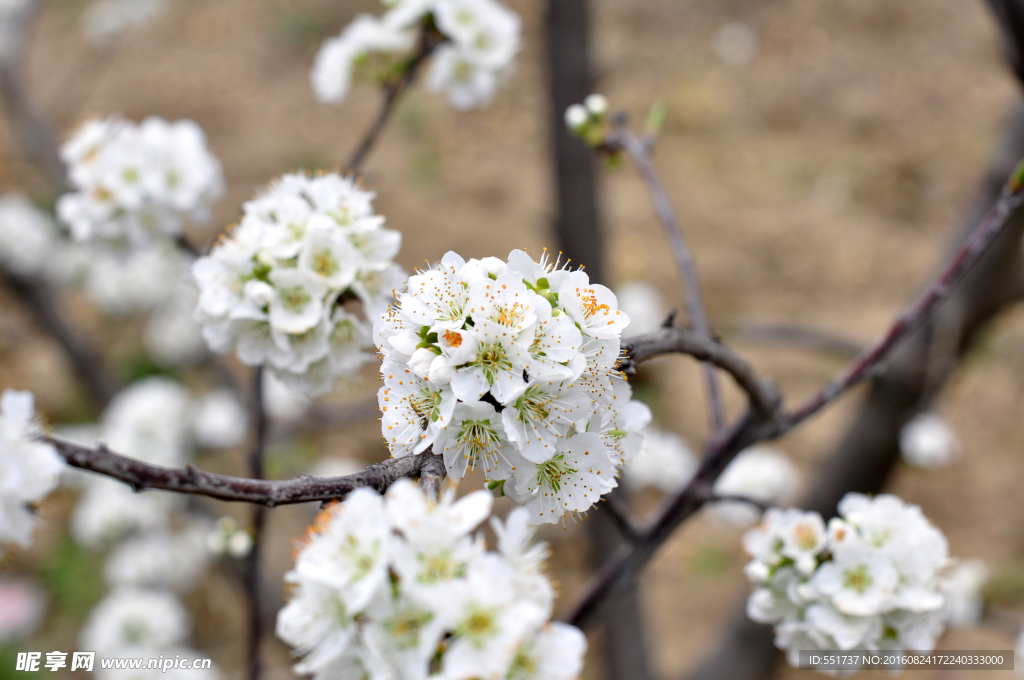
[564,104,588,131]
[584,93,609,117]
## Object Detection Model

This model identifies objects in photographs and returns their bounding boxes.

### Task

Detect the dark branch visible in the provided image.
[244,369,268,680]
[728,320,862,359]
[44,435,445,507]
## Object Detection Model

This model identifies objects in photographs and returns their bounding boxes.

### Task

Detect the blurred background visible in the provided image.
[3,0,1024,679]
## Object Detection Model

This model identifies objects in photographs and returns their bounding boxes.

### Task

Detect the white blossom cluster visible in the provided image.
[193,172,403,395]
[276,480,586,680]
[623,426,697,494]
[376,249,651,525]
[744,493,953,670]
[312,0,521,110]
[0,390,64,551]
[57,116,224,246]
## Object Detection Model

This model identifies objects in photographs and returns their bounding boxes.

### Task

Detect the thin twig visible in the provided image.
[345,25,442,175]
[612,122,725,433]
[43,434,445,506]
[244,369,267,680]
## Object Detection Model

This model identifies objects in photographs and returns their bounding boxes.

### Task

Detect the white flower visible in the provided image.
[558,271,630,339]
[0,195,59,277]
[379,249,644,523]
[80,587,191,655]
[507,431,615,524]
[491,508,554,611]
[506,622,586,680]
[583,93,609,117]
[0,390,64,549]
[900,412,957,468]
[103,377,194,467]
[387,479,492,548]
[379,360,457,457]
[564,104,588,131]
[70,478,182,549]
[435,400,523,480]
[144,285,208,367]
[623,426,696,494]
[712,447,800,526]
[193,172,400,395]
[438,555,547,680]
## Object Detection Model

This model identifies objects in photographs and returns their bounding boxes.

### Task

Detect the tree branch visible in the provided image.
[612,123,725,432]
[44,435,445,506]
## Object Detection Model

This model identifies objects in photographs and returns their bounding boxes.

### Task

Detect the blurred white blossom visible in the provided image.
[0,578,46,642]
[623,426,697,494]
[80,587,191,656]
[900,412,957,468]
[615,281,665,336]
[712,446,800,526]
[58,116,223,246]
[943,559,988,629]
[713,22,758,65]
[0,390,64,550]
[312,0,521,110]
[262,371,312,422]
[191,390,247,449]
[104,524,211,593]
[0,195,59,277]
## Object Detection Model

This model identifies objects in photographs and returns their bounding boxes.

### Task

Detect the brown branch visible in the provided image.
[612,123,725,433]
[44,435,445,506]
[345,24,442,175]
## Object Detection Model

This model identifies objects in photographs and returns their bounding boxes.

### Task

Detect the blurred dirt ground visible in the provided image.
[4,0,1024,679]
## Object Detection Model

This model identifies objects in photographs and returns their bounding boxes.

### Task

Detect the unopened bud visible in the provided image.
[584,93,609,117]
[564,104,588,131]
